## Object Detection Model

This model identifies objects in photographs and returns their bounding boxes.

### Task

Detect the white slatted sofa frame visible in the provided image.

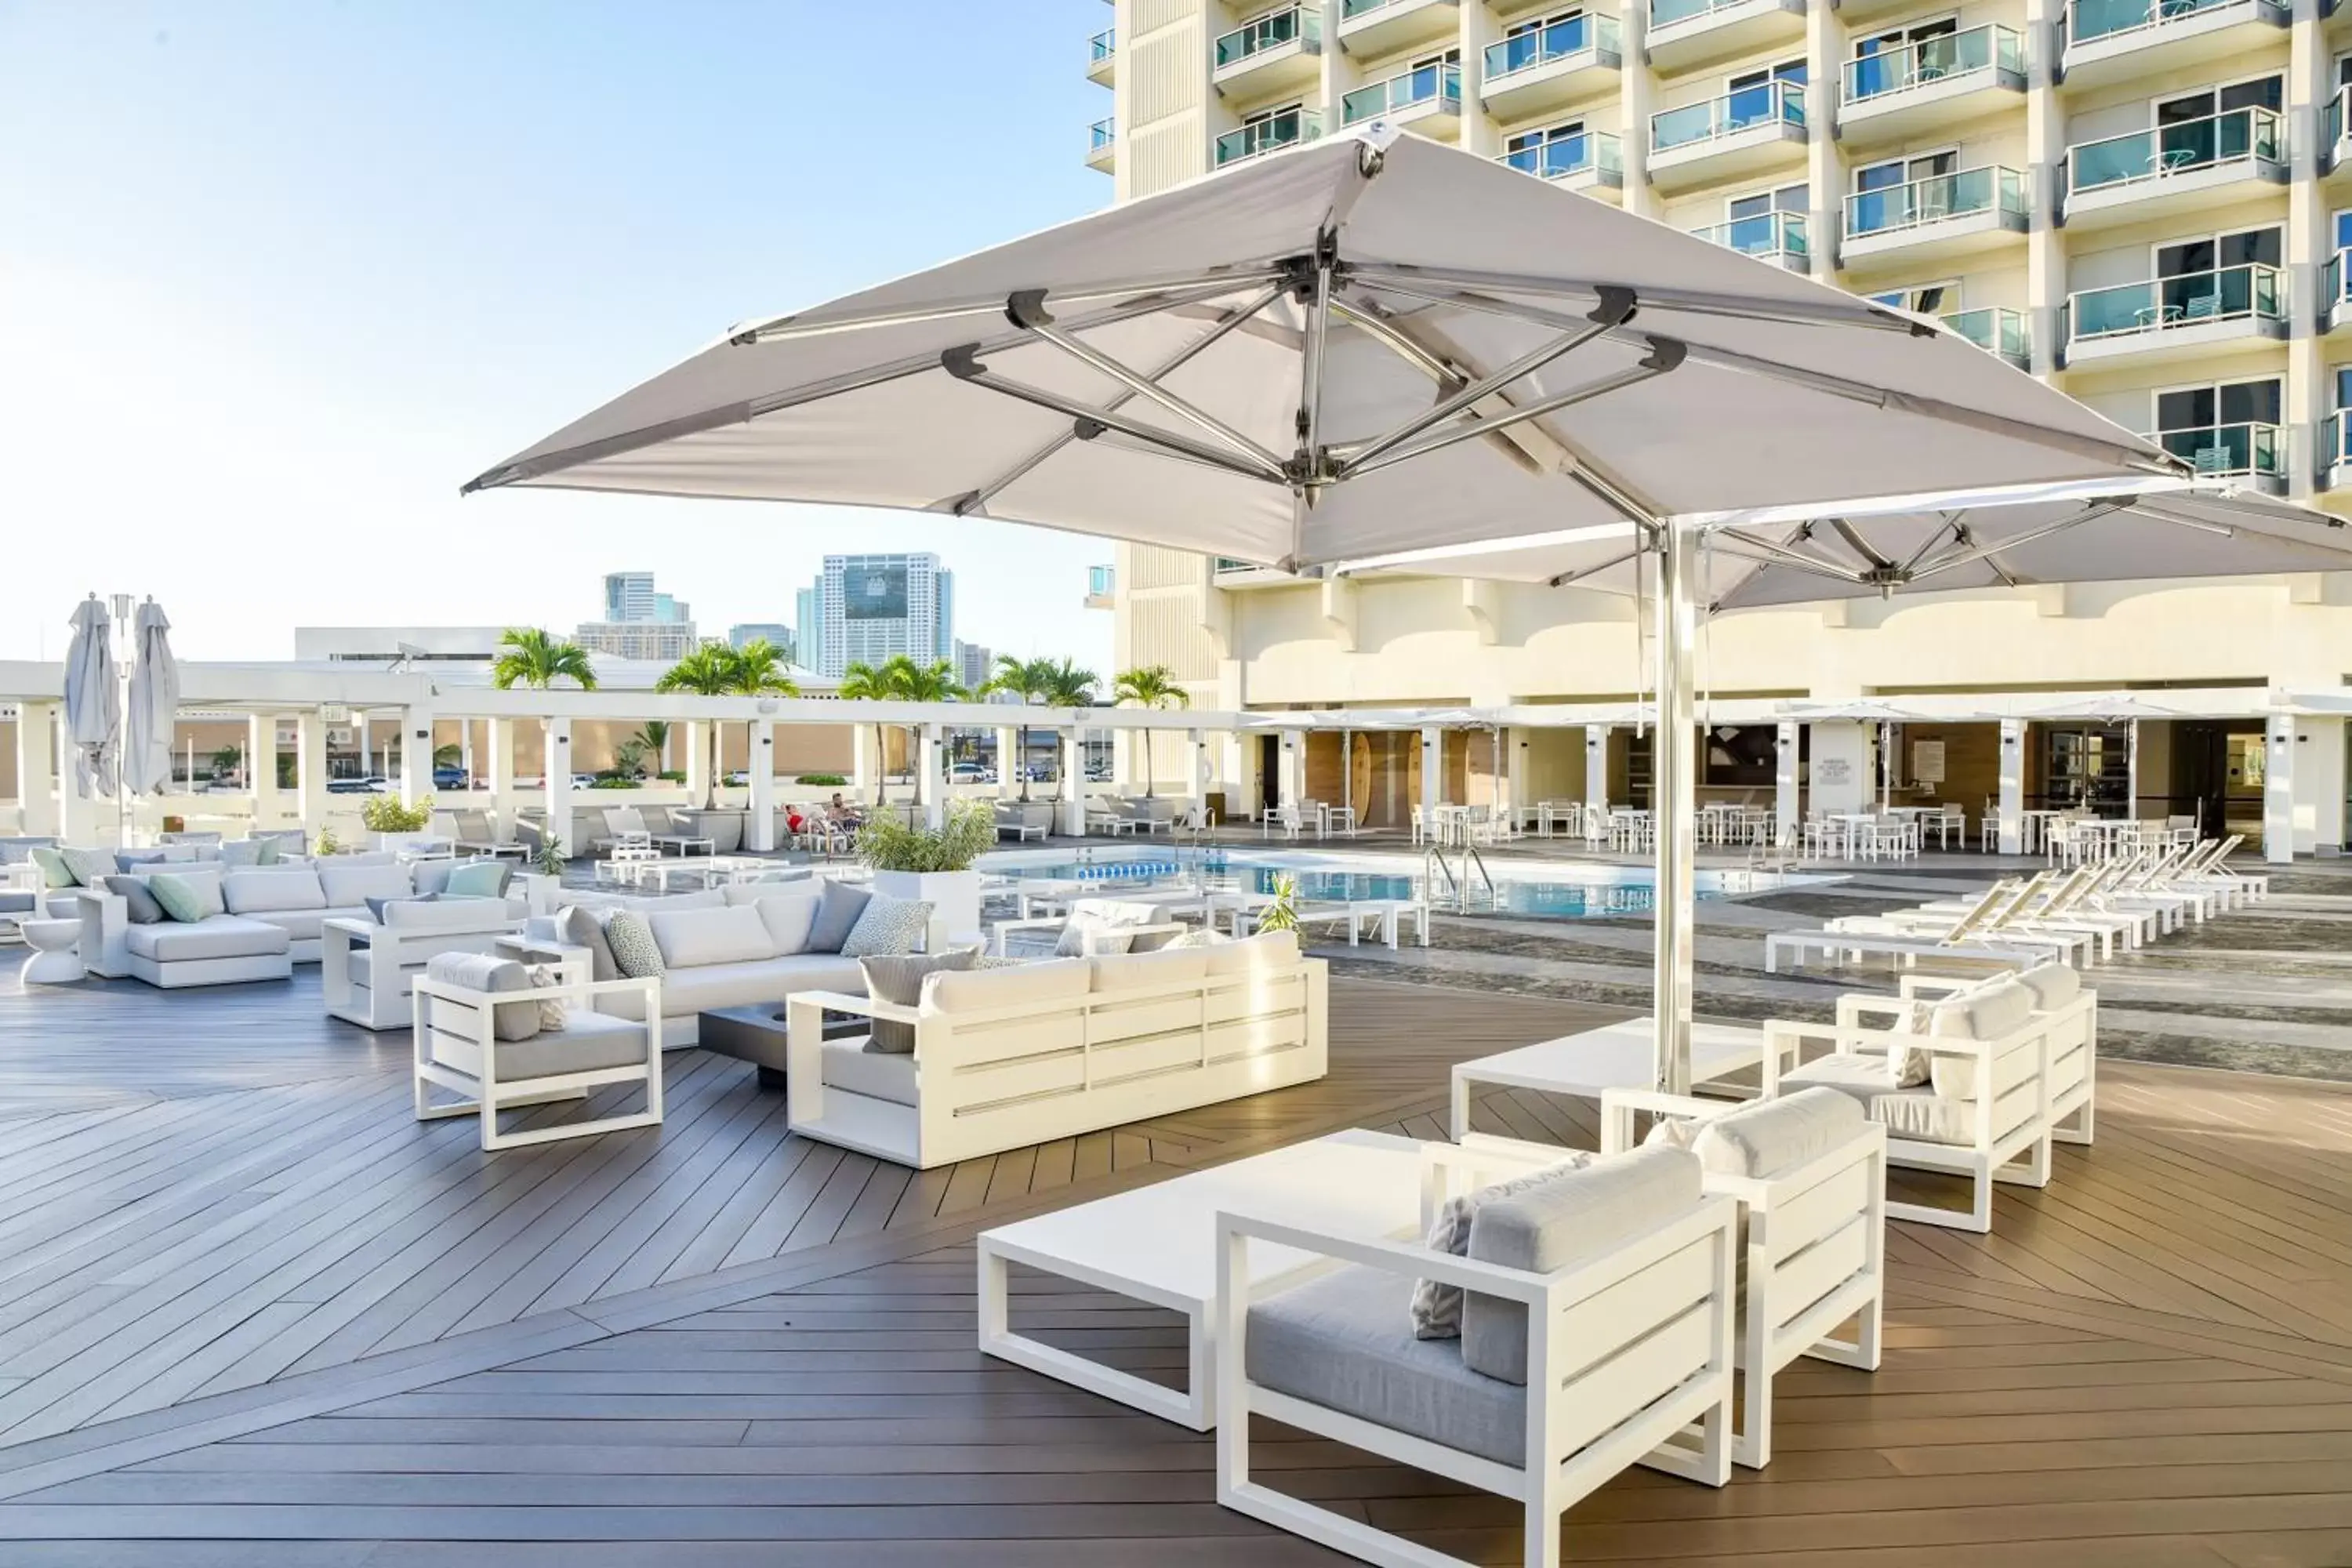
[1893,972,2097,1146]
[988,914,1185,959]
[1214,1189,1739,1568]
[321,913,521,1032]
[1762,1001,2054,1233]
[411,970,662,1152]
[785,956,1328,1170]
[1588,1104,1887,1469]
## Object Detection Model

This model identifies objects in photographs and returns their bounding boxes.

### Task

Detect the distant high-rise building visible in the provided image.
[728,622,793,659]
[586,571,695,659]
[956,640,993,694]
[935,571,955,665]
[817,553,949,679]
[794,584,823,675]
[604,572,656,623]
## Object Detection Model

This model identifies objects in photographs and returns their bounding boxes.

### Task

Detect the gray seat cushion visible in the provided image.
[819,1036,917,1106]
[0,890,34,916]
[124,916,292,963]
[1247,1265,1525,1467]
[485,1008,648,1080]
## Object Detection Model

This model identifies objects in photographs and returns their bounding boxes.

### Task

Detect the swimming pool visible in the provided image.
[978,848,1802,920]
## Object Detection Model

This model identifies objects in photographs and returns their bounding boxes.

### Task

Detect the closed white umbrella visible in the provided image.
[124,599,180,798]
[63,594,118,801]
[465,126,2178,1093]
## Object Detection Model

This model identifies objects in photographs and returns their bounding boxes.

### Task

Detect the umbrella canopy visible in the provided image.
[124,599,181,797]
[63,595,118,801]
[466,129,2171,565]
[1333,477,2352,607]
[465,125,2180,1097]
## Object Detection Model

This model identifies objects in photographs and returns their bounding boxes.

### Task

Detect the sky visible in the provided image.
[0,1,1118,670]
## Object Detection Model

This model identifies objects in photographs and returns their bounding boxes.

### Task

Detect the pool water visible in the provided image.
[983,849,1747,920]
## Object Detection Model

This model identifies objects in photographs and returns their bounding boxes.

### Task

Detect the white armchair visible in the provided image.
[412,953,662,1151]
[1214,1144,1737,1568]
[323,899,524,1031]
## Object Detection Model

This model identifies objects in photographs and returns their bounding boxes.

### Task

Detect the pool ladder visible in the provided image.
[1423,843,1496,913]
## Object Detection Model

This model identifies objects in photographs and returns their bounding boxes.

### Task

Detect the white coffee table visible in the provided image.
[1450,1016,1784,1140]
[978,1129,1433,1431]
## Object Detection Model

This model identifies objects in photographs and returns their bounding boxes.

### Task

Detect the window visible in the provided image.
[1494,9,1585,73]
[1867,281,1958,314]
[1504,6,1582,38]
[1727,183,1808,220]
[2157,226,2281,278]
[1851,16,1960,94]
[1854,150,1958,191]
[1726,58,1806,126]
[2334,365,2352,411]
[1505,119,1584,154]
[2155,379,2280,431]
[2333,209,2352,252]
[2155,75,2282,122]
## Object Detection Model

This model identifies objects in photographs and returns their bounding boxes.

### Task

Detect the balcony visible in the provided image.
[1214,557,1298,589]
[1340,60,1461,132]
[1215,107,1325,166]
[1084,565,1116,611]
[1334,0,1459,57]
[1648,81,1806,194]
[1943,307,2031,368]
[1087,27,1116,86]
[1495,131,1624,195]
[1213,5,1322,97]
[1645,0,1806,73]
[1689,212,1809,272]
[2062,108,2285,230]
[2325,88,2352,175]
[2326,252,2352,333]
[2063,264,2287,369]
[2321,413,2352,490]
[1086,118,1116,173]
[2060,0,2288,89]
[1479,15,1622,119]
[2152,422,2286,492]
[1842,166,2029,267]
[1838,26,2025,142]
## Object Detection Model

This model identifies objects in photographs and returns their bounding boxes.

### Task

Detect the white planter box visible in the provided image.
[872,869,981,949]
[373,831,437,855]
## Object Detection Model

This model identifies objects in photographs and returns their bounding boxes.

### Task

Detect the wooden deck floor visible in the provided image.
[0,967,2347,1564]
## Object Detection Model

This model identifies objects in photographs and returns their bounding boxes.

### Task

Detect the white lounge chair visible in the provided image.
[1765,880,2047,975]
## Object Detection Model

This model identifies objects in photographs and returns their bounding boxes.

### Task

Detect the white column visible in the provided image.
[995,725,1021,800]
[2287,2,2328,499]
[2024,0,2066,376]
[1420,726,1443,815]
[459,720,475,793]
[1060,728,1085,837]
[397,706,432,809]
[15,700,58,836]
[853,720,875,801]
[296,711,328,834]
[544,717,574,858]
[487,717,516,829]
[1776,721,1800,842]
[684,719,710,807]
[1187,728,1209,827]
[250,714,280,826]
[1998,719,2026,855]
[748,720,777,851]
[1805,0,1845,284]
[2265,713,2296,863]
[2293,715,2344,855]
[920,724,945,831]
[1617,0,1657,220]
[1583,725,1609,815]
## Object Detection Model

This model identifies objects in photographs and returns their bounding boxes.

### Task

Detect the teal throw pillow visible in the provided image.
[28,846,71,889]
[148,871,221,924]
[444,860,511,899]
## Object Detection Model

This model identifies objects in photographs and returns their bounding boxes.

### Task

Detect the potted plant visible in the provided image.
[1255,873,1301,935]
[858,801,993,946]
[361,793,437,853]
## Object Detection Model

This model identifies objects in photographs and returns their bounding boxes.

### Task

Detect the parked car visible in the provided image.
[571,774,598,789]
[949,762,991,783]
[724,770,750,786]
[327,776,388,795]
[432,765,470,791]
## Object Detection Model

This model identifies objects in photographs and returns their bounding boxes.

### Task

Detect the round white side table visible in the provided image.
[20,919,84,985]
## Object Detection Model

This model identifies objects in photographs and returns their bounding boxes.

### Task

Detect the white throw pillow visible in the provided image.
[753,891,822,955]
[647,904,775,969]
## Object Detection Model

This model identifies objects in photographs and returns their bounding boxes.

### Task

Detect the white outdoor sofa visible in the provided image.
[787,931,1327,1169]
[1759,962,2090,1231]
[323,898,526,1030]
[412,953,662,1152]
[991,896,1185,959]
[1594,1087,1887,1468]
[1214,1142,1737,1568]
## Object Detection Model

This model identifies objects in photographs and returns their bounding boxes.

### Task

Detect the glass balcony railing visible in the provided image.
[1652,80,1805,152]
[1090,27,1115,62]
[1497,131,1624,182]
[1215,107,1324,165]
[2069,263,2284,340]
[1089,118,1116,153]
[2328,250,2352,318]
[1653,0,1758,27]
[1483,13,1621,79]
[1087,565,1115,597]
[2154,422,2284,478]
[1340,0,1428,17]
[1943,307,2031,360]
[1845,166,2026,238]
[2067,107,2281,194]
[2067,0,2238,44]
[1844,24,2022,101]
[1214,5,1318,69]
[2332,87,2350,158]
[1214,557,1255,573]
[1341,60,1461,125]
[1690,211,1809,263]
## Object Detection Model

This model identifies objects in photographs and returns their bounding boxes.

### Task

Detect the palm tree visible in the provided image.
[490,627,597,693]
[983,655,1058,800]
[884,656,965,806]
[632,720,673,776]
[655,642,799,807]
[1112,665,1189,797]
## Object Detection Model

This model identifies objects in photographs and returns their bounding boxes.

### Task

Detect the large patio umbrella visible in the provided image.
[63,594,118,802]
[465,126,2179,1093]
[124,599,181,798]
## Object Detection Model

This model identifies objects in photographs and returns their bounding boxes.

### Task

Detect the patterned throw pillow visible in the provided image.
[524,964,571,1031]
[1643,1116,1702,1151]
[857,946,980,1054]
[1409,1153,1595,1340]
[604,909,665,978]
[1886,999,1935,1087]
[59,846,116,887]
[840,894,934,959]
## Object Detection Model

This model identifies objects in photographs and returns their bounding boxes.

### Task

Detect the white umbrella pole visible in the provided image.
[2128,717,2140,822]
[1653,523,1700,1095]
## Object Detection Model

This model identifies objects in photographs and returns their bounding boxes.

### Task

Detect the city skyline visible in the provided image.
[0,3,1116,670]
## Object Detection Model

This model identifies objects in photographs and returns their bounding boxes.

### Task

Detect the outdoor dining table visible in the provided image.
[1537,800,1582,838]
[1316,803,1357,837]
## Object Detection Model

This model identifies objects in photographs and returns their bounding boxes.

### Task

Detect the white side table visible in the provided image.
[20,919,85,985]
